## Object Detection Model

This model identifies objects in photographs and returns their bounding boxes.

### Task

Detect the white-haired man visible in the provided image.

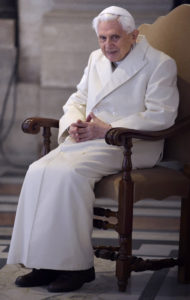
[7,6,179,292]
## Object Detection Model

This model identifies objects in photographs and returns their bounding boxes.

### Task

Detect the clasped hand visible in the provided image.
[68,112,112,143]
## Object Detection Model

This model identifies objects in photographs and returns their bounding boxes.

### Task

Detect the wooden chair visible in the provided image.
[22,5,190,292]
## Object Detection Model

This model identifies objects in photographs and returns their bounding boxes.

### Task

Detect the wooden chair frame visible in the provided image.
[22,115,190,291]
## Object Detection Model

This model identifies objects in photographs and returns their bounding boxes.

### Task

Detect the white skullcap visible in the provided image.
[98,6,135,31]
[92,6,136,34]
[99,6,133,18]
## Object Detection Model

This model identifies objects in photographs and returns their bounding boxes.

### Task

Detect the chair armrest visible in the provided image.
[22,117,59,155]
[22,117,59,134]
[105,116,190,147]
[105,116,190,186]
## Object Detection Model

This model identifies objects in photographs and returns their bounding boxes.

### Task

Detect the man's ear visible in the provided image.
[131,29,139,42]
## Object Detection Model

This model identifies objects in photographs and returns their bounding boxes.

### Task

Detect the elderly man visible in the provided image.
[7,6,179,293]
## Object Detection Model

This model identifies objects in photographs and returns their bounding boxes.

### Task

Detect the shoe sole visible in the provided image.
[48,273,95,293]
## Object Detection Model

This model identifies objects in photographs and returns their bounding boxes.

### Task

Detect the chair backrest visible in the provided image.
[138,4,190,164]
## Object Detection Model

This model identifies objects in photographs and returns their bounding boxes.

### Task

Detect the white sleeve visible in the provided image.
[58,54,92,144]
[111,58,179,131]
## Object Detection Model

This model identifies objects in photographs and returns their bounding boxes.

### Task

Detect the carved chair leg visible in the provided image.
[116,235,132,292]
[178,196,190,283]
[115,139,134,292]
[116,176,133,292]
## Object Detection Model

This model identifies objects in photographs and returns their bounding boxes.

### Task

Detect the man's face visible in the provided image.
[97,19,138,62]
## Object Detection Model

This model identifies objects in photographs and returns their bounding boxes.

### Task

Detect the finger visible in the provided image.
[76,119,83,124]
[75,122,89,128]
[89,112,97,121]
[78,132,90,139]
[77,127,88,134]
[86,114,92,122]
[71,119,85,128]
[70,123,80,130]
[69,126,78,135]
[69,132,78,139]
[71,133,80,142]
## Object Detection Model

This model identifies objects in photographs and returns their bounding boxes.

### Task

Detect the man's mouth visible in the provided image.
[106,50,118,56]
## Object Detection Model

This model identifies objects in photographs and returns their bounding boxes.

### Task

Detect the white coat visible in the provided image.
[7,37,179,270]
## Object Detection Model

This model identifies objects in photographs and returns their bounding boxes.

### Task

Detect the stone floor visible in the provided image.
[0,171,190,299]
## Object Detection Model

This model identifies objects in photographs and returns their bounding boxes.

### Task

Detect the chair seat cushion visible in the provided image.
[95,166,190,202]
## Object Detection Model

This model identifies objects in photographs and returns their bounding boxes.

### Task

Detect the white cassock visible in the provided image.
[7,37,179,270]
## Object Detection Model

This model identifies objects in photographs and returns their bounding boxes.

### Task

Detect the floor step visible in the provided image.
[0,183,21,196]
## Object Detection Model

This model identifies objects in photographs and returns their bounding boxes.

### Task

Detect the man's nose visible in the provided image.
[105,38,112,47]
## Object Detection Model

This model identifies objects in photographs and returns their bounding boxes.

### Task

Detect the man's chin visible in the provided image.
[106,54,119,62]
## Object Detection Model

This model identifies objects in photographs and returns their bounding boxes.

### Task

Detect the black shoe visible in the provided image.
[15,269,61,287]
[47,267,95,292]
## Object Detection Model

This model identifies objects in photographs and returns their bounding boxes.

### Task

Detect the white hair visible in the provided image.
[92,7,136,35]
